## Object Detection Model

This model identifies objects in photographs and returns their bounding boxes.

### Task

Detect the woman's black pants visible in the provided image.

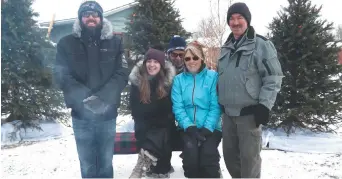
[181,130,222,178]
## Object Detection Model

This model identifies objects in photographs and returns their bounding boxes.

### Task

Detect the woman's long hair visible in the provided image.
[138,62,168,104]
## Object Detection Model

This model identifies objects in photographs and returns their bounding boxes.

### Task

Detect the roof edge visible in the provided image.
[38,2,138,27]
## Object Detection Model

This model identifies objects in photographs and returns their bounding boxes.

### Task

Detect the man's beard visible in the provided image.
[81,20,102,38]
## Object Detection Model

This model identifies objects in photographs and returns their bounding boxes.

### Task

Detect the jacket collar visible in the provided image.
[72,18,113,40]
[184,63,208,77]
[223,26,256,50]
[129,60,176,87]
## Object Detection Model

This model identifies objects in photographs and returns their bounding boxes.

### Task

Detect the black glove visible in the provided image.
[83,95,110,115]
[200,128,213,138]
[240,104,270,127]
[186,126,206,146]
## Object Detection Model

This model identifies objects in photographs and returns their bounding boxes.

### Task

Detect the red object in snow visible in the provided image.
[113,32,123,35]
[114,132,137,155]
[338,48,342,65]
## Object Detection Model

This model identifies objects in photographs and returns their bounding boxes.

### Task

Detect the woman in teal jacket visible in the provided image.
[171,41,222,178]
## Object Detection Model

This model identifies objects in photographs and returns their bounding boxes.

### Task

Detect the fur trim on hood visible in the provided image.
[129,60,176,87]
[72,18,113,40]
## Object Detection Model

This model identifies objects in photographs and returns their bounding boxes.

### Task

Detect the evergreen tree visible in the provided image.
[268,0,342,133]
[125,0,191,55]
[1,0,66,129]
[121,0,191,116]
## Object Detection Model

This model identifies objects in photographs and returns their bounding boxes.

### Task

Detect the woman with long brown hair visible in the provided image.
[128,48,176,178]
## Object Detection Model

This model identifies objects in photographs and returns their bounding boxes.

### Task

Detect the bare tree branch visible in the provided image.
[336,25,342,41]
[195,0,233,70]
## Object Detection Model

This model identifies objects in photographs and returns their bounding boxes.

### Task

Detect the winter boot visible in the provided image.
[145,159,173,178]
[145,166,171,179]
[142,149,158,166]
[145,172,170,178]
[129,152,145,178]
[168,166,175,174]
[140,148,158,176]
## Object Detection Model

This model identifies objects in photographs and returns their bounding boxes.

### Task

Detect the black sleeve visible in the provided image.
[53,40,91,109]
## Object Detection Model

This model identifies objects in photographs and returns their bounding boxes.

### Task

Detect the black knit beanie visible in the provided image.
[227,2,251,26]
[78,1,103,22]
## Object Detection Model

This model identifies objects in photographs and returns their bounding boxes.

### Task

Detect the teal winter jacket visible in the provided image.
[171,67,222,132]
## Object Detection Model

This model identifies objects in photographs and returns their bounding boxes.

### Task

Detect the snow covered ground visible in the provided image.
[1,115,342,178]
[1,120,73,147]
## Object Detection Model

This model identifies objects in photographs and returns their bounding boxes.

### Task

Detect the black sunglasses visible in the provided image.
[184,56,200,62]
[170,52,184,58]
[82,11,99,18]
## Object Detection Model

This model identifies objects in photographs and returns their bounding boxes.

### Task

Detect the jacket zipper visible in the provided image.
[262,59,272,75]
[235,51,243,67]
[192,75,197,125]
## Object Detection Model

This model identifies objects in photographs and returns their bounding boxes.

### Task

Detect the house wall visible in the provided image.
[49,24,73,43]
[106,8,133,32]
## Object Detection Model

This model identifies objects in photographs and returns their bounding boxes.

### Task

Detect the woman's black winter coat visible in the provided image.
[129,60,177,158]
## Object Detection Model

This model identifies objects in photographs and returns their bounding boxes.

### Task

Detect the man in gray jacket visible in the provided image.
[217,2,283,178]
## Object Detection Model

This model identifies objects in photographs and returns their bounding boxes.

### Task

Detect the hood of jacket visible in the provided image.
[129,60,176,88]
[72,18,113,40]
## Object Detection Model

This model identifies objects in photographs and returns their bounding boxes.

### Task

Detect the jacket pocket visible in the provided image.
[238,50,253,71]
[245,75,261,100]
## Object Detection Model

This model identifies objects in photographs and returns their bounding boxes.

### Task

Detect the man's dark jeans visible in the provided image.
[72,117,116,178]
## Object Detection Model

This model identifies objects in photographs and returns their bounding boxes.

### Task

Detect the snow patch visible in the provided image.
[1,120,72,146]
[1,135,341,179]
[264,127,342,154]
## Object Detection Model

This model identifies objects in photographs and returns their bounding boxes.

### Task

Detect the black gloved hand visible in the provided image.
[240,104,270,127]
[83,95,110,115]
[200,128,213,138]
[186,126,206,143]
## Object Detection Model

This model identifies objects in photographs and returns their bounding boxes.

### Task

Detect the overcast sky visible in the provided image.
[32,0,342,38]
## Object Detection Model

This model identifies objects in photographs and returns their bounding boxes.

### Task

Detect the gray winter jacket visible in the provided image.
[217,26,283,116]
